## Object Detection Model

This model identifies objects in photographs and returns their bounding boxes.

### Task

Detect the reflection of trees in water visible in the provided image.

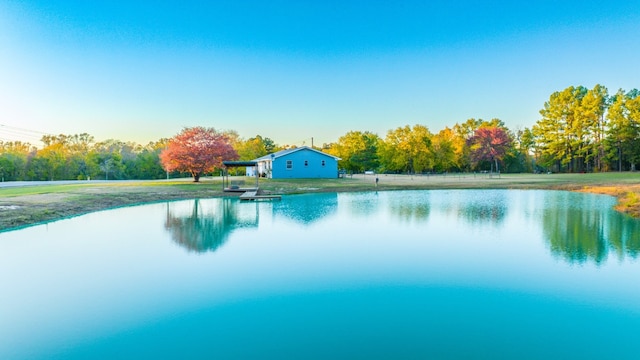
[607,216,640,258]
[456,190,507,225]
[164,199,257,253]
[543,192,640,265]
[387,192,430,222]
[272,193,338,225]
[342,192,380,218]
[458,203,506,225]
[543,207,608,265]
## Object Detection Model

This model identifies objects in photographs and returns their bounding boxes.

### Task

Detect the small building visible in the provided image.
[247,146,340,179]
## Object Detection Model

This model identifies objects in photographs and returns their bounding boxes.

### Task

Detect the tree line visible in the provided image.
[325,118,517,174]
[325,84,639,174]
[0,134,167,181]
[1,84,638,181]
[534,85,640,172]
[0,130,279,181]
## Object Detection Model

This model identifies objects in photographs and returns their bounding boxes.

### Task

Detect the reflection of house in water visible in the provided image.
[164,199,258,253]
[272,193,338,225]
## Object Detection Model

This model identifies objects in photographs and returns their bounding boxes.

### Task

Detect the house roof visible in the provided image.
[253,146,340,161]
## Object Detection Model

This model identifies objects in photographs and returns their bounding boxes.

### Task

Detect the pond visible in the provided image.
[1,189,640,359]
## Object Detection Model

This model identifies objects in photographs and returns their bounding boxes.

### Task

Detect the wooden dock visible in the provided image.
[239,190,282,201]
[224,186,258,193]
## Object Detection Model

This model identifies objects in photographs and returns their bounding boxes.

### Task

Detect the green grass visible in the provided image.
[1,172,638,197]
[620,191,640,216]
[0,184,91,196]
[0,179,222,197]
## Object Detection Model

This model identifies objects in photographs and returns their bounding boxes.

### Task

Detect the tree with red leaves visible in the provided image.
[467,126,512,174]
[160,127,238,182]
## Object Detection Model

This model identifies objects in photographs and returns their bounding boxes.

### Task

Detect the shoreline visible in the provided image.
[1,173,639,233]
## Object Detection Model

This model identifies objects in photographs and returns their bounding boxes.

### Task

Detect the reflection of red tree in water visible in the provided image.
[164,199,255,253]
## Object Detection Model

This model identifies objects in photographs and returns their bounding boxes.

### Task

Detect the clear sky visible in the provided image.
[1,1,639,147]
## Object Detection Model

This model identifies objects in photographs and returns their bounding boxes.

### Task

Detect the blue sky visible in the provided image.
[1,1,639,147]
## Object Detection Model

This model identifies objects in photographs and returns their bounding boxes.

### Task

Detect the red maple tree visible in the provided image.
[160,127,238,182]
[467,126,512,173]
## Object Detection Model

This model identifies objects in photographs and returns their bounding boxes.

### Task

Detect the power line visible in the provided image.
[0,129,42,140]
[0,124,50,144]
[0,124,49,135]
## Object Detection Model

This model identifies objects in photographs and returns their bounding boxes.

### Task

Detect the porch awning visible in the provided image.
[223,161,257,167]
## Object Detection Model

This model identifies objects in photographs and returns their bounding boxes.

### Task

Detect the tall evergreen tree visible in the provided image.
[606,89,640,171]
[580,84,609,171]
[533,86,588,172]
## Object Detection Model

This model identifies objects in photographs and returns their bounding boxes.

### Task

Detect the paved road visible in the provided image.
[0,180,131,188]
[0,178,210,188]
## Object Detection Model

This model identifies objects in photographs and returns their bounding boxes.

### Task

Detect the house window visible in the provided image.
[304,160,308,167]
[321,160,326,166]
[286,160,293,169]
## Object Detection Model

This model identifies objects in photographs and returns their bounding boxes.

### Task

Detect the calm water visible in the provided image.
[1,190,640,359]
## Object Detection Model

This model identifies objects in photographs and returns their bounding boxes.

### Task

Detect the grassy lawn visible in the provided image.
[1,172,639,232]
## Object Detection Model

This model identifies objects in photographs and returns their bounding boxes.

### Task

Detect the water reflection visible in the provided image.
[164,193,339,253]
[163,191,640,264]
[272,193,338,224]
[4,190,640,359]
[459,191,507,225]
[543,205,608,264]
[433,190,507,226]
[608,216,640,258]
[164,199,258,253]
[542,192,640,265]
[387,192,431,223]
[341,192,381,218]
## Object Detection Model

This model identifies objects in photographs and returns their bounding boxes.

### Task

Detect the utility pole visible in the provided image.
[165,145,169,179]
